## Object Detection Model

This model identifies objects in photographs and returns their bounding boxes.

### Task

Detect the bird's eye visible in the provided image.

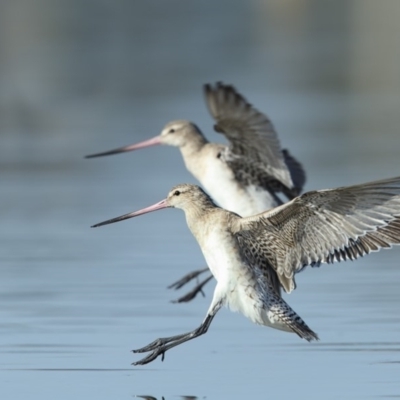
[169,128,175,134]
[174,190,180,196]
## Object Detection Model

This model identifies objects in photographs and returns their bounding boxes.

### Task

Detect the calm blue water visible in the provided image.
[1,1,400,399]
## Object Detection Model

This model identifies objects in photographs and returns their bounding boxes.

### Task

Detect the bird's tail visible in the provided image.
[266,300,319,342]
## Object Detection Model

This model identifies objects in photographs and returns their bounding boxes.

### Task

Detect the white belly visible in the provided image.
[199,158,277,216]
[195,221,294,332]
[199,228,240,283]
[199,229,262,320]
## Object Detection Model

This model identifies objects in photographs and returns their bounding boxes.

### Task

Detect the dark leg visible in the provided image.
[132,300,223,366]
[171,275,214,303]
[167,267,209,290]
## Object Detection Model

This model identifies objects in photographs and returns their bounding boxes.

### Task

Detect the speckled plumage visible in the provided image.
[92,177,400,364]
[204,83,305,199]
[236,177,400,293]
[87,82,305,213]
[86,83,306,302]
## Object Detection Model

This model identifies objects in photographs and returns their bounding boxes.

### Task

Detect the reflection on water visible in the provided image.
[1,1,400,400]
[136,397,200,400]
[136,397,164,400]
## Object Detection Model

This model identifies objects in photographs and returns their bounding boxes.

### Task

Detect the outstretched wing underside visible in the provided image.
[235,177,400,293]
[204,82,306,198]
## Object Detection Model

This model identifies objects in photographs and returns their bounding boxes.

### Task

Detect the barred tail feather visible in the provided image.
[267,301,319,342]
[286,315,319,342]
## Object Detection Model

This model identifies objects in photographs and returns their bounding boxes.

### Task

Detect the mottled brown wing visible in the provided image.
[204,82,298,191]
[235,177,400,293]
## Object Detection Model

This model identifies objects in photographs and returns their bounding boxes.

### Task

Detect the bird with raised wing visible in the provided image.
[92,177,400,365]
[86,82,306,302]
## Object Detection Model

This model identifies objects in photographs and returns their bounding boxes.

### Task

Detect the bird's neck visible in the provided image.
[183,197,218,237]
[179,134,208,170]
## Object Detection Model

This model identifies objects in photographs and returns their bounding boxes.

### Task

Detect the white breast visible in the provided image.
[199,226,240,283]
[199,156,278,216]
[199,226,269,324]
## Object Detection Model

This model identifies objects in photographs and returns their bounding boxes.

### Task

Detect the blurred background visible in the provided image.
[1,1,400,399]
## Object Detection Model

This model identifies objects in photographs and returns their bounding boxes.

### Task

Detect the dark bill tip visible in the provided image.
[84,147,131,159]
[91,199,168,229]
[85,136,162,159]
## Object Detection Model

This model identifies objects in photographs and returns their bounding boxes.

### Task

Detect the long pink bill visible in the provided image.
[85,135,162,159]
[91,199,168,228]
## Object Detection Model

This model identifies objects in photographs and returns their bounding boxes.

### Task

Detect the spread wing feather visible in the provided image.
[235,177,400,293]
[204,82,305,195]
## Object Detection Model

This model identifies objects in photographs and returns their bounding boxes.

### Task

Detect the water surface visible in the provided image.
[1,1,400,399]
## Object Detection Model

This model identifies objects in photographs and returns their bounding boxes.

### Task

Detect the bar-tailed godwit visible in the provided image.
[87,82,306,302]
[92,177,400,365]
